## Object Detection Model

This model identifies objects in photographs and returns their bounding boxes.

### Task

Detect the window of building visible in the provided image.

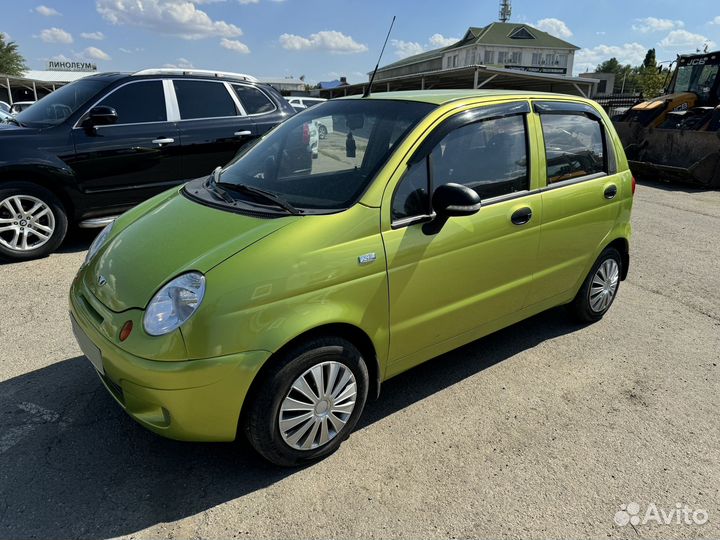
[510,51,521,64]
[96,81,167,124]
[557,54,568,67]
[173,80,237,119]
[532,52,542,66]
[545,53,555,65]
[484,50,495,64]
[540,113,606,183]
[509,27,536,40]
[233,85,275,115]
[452,55,458,67]
[498,51,509,64]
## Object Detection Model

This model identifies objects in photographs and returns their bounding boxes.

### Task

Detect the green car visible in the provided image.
[70,90,634,466]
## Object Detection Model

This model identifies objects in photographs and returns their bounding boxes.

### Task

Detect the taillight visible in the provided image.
[302,123,310,145]
[631,176,636,195]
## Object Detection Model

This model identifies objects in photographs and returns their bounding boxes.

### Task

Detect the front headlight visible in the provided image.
[84,221,114,265]
[143,272,206,336]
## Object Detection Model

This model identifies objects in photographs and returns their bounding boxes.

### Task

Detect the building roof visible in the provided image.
[343,88,581,105]
[318,80,346,89]
[378,22,580,73]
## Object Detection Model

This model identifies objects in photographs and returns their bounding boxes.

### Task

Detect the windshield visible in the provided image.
[673,61,720,103]
[15,78,108,127]
[216,99,434,212]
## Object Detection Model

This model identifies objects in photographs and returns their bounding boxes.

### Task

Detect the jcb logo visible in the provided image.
[688,58,706,66]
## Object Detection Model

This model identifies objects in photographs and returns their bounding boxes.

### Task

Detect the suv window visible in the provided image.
[540,114,605,183]
[233,85,275,115]
[173,80,238,120]
[97,80,167,124]
[392,114,529,221]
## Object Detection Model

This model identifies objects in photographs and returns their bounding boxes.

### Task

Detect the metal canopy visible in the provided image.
[319,65,598,99]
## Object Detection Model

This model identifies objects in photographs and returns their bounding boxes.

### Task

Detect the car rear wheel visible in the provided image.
[244,336,369,467]
[0,183,68,262]
[568,247,622,323]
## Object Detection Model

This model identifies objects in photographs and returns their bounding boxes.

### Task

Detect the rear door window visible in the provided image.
[233,85,276,115]
[540,114,605,183]
[173,80,238,120]
[96,80,167,124]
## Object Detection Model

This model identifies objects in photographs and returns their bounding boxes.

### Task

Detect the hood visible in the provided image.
[85,191,298,312]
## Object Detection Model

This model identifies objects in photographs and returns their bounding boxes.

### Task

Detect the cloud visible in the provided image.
[428,33,459,47]
[1,32,11,42]
[38,27,73,43]
[279,30,367,54]
[119,46,144,53]
[632,17,684,33]
[574,42,648,73]
[712,16,720,25]
[80,31,105,40]
[81,46,111,61]
[238,0,259,3]
[96,0,243,40]
[220,37,250,53]
[391,39,425,58]
[163,57,194,68]
[535,18,573,38]
[34,5,61,16]
[659,29,715,49]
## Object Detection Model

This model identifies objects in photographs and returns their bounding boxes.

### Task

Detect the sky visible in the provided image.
[1,0,719,84]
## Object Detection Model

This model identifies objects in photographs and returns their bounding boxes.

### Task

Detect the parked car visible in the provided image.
[0,101,10,113]
[0,109,11,123]
[70,90,634,466]
[286,97,333,138]
[0,69,294,261]
[9,101,35,115]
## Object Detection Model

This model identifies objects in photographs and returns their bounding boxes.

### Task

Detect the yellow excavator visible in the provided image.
[613,51,720,187]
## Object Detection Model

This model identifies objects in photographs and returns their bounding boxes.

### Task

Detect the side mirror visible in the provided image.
[85,106,118,128]
[423,183,481,235]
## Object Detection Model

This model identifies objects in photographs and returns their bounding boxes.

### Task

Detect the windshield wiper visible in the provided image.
[216,181,302,215]
[205,167,235,204]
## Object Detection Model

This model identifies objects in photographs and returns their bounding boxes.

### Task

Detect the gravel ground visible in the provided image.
[0,180,719,539]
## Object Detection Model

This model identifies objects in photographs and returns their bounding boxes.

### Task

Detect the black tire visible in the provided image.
[318,124,328,139]
[244,336,369,467]
[568,247,623,323]
[0,182,68,262]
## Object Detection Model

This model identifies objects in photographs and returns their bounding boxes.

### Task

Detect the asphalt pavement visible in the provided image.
[1,180,719,539]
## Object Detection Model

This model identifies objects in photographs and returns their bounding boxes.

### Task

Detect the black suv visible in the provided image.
[0,69,295,261]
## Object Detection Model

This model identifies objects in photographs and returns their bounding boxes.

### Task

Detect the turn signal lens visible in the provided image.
[119,320,133,342]
[631,176,636,195]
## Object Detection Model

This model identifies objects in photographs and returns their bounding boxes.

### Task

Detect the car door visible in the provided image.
[381,101,542,376]
[231,83,284,136]
[173,79,257,179]
[70,79,181,203]
[526,100,624,305]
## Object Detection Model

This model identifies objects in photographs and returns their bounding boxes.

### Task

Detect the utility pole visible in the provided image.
[499,0,511,22]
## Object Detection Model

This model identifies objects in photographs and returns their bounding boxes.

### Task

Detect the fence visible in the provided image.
[594,94,643,119]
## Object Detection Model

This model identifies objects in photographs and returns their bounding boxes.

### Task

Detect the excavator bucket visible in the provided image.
[614,121,720,188]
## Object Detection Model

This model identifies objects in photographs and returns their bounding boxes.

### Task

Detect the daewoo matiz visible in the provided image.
[70,90,634,466]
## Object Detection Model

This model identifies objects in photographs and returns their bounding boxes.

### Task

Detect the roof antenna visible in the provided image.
[364,15,396,98]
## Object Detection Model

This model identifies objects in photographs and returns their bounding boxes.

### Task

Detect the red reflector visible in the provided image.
[119,320,133,342]
[631,176,636,195]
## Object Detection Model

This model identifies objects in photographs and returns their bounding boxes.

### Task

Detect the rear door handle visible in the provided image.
[510,207,533,225]
[604,184,618,199]
[152,137,174,145]
[234,130,252,137]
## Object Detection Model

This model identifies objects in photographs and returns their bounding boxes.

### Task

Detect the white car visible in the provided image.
[0,101,10,114]
[9,101,35,115]
[286,97,333,139]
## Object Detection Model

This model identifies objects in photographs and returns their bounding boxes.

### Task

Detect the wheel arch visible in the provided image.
[604,237,629,280]
[237,322,382,438]
[0,167,76,220]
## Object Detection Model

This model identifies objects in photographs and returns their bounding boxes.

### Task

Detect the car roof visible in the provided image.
[341,89,590,105]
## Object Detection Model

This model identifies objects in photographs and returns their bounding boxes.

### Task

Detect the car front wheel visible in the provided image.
[0,182,68,262]
[244,336,369,467]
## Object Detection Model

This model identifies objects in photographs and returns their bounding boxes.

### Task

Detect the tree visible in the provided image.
[642,48,657,69]
[0,35,27,76]
[596,57,635,94]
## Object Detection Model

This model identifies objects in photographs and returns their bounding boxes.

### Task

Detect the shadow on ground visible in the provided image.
[0,307,581,539]
[636,177,718,193]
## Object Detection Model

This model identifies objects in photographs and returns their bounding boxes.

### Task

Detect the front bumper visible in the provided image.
[69,280,271,442]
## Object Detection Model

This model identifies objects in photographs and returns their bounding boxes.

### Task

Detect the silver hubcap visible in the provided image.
[0,195,55,252]
[279,361,357,451]
[589,258,619,313]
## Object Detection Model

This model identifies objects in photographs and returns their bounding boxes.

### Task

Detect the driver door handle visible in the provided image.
[152,137,174,145]
[234,130,252,137]
[510,207,533,225]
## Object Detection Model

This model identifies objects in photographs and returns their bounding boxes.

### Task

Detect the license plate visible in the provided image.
[71,315,104,375]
